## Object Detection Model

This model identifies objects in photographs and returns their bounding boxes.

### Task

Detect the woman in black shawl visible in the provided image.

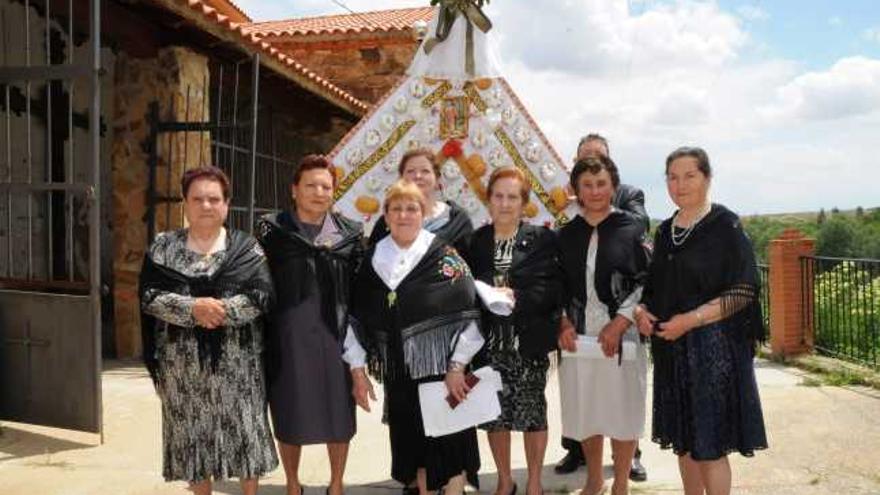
[352,180,483,495]
[255,155,370,495]
[635,147,767,495]
[556,156,650,495]
[368,148,473,254]
[463,167,562,495]
[139,166,277,495]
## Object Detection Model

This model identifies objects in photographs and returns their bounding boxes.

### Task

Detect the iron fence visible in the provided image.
[801,256,880,369]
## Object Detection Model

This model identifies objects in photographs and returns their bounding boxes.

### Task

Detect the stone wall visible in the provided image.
[111,46,210,357]
[277,38,418,104]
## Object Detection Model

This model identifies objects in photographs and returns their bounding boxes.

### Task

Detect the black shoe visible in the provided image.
[553,451,585,474]
[629,454,647,482]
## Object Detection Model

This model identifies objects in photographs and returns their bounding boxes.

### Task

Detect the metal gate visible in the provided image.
[0,0,102,433]
[148,54,297,239]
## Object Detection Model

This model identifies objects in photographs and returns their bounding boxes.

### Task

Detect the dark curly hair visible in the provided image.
[569,154,620,192]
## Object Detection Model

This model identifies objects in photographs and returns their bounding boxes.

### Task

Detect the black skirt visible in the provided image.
[386,377,480,491]
[652,322,768,460]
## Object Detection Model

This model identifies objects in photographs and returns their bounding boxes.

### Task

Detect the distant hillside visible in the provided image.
[741,207,880,262]
[745,206,879,222]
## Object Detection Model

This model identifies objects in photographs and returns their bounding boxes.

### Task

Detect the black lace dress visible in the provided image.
[642,204,768,460]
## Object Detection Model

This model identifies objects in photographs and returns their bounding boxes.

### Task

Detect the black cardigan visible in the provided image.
[557,212,649,334]
[464,223,563,357]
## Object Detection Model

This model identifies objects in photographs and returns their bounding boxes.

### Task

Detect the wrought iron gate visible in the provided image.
[0,0,103,433]
[148,54,297,239]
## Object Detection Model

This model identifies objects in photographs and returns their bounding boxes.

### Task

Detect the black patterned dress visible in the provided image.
[141,229,278,482]
[479,236,550,433]
[644,204,768,460]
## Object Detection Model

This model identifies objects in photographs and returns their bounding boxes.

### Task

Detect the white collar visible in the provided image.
[372,229,436,290]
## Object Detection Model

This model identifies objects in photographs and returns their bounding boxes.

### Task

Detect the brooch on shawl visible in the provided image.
[438,246,470,281]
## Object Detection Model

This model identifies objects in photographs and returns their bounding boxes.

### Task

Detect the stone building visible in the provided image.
[242,7,434,104]
[0,0,368,359]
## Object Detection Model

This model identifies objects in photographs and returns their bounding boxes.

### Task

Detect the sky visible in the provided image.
[235,0,880,218]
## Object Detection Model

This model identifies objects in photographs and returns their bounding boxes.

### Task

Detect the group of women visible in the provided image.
[140,144,767,495]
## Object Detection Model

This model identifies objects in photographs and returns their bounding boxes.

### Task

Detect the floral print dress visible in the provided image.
[141,229,278,482]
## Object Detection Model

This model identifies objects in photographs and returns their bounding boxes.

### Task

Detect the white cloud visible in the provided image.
[864,27,880,43]
[759,56,880,122]
[829,16,843,27]
[233,0,880,215]
[737,5,769,22]
[492,1,747,76]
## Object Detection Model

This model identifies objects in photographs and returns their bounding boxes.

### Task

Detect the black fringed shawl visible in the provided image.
[464,223,563,356]
[368,200,474,255]
[256,211,363,382]
[256,210,363,339]
[557,212,650,335]
[352,235,480,383]
[642,203,764,349]
[139,229,274,384]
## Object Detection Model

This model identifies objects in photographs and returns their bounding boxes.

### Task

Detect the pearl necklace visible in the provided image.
[671,204,711,247]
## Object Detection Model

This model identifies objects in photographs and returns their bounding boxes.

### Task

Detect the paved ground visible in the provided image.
[1,359,879,495]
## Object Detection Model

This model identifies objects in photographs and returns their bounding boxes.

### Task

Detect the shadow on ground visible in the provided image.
[210,463,657,494]
[0,426,92,464]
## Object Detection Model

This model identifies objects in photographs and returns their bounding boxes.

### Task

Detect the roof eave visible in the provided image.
[154,0,369,117]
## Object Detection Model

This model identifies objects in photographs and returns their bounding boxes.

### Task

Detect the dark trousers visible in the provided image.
[562,437,584,459]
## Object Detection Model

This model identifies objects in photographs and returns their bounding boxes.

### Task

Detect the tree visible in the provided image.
[817,208,827,224]
[816,216,857,257]
[856,206,865,218]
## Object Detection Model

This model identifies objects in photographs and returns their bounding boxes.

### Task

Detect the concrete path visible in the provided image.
[1,359,879,494]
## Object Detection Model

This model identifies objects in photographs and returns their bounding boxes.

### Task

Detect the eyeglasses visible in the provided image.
[387,204,422,216]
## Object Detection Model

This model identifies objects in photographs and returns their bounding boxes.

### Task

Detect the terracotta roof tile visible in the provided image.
[170,0,369,115]
[200,0,250,23]
[241,6,434,38]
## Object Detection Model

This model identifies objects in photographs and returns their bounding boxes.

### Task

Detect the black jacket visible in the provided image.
[614,183,649,232]
[464,223,563,357]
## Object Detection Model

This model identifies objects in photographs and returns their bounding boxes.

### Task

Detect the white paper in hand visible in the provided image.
[474,280,514,316]
[418,366,503,437]
[561,335,638,361]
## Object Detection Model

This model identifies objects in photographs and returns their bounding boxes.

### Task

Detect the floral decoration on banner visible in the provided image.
[442,139,464,158]
[439,245,471,281]
[494,126,569,225]
[421,79,453,109]
[334,120,417,201]
[463,82,489,113]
